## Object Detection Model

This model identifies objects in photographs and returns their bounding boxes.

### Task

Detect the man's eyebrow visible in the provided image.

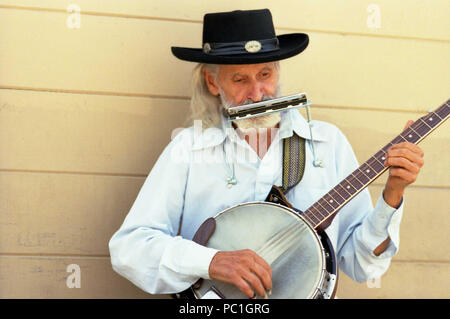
[260,66,273,72]
[231,73,246,80]
[231,66,273,80]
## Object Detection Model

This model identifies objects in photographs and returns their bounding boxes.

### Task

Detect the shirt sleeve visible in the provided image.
[108,129,218,294]
[332,128,404,283]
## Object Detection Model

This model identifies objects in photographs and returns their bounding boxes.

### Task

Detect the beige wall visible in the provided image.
[0,1,449,298]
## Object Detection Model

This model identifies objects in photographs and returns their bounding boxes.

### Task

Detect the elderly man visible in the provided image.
[109,9,424,298]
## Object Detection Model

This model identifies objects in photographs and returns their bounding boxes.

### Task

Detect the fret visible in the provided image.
[367,157,385,173]
[390,135,405,145]
[330,188,345,204]
[323,193,340,210]
[401,128,420,144]
[410,118,425,131]
[381,142,394,154]
[309,211,322,226]
[336,184,351,200]
[435,102,450,119]
[313,205,330,224]
[415,119,432,137]
[310,204,327,219]
[302,211,317,226]
[302,209,316,225]
[349,172,364,188]
[340,179,358,195]
[418,118,432,129]
[371,154,384,166]
[360,162,378,179]
[310,204,327,221]
[407,124,421,138]
[317,197,335,213]
[398,135,407,142]
[422,112,440,128]
[356,166,370,180]
[373,150,387,163]
[354,168,370,184]
[432,111,443,120]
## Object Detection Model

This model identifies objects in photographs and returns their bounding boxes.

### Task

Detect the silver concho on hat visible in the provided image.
[245,40,262,53]
[203,43,211,53]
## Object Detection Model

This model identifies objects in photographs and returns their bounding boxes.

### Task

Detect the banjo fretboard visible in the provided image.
[302,99,450,231]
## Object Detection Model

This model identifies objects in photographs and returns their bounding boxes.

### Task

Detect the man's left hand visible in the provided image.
[383,120,425,208]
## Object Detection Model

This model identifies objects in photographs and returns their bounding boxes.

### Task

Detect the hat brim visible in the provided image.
[171,33,308,64]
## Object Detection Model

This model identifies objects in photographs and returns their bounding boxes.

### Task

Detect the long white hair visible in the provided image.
[185,64,221,128]
[186,62,281,129]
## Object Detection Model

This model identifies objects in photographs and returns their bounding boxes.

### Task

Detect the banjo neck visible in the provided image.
[302,99,450,232]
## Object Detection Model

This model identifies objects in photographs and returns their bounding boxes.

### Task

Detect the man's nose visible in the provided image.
[247,81,264,102]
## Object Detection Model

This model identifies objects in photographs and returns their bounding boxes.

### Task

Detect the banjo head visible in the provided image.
[193,202,327,299]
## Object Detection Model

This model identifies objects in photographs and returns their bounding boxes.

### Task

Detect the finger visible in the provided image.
[385,148,424,168]
[252,261,272,292]
[388,142,424,158]
[389,167,417,184]
[234,276,257,298]
[242,271,266,297]
[385,157,420,174]
[402,120,414,131]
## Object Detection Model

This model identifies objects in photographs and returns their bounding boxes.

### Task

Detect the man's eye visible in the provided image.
[233,78,244,83]
[261,72,270,78]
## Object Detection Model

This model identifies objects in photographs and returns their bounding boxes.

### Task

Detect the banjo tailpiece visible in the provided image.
[265,185,293,208]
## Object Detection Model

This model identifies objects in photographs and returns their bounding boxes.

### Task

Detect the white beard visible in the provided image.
[219,86,282,131]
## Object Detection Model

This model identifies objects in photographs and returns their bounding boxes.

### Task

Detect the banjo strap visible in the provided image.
[265,133,306,207]
[280,133,306,194]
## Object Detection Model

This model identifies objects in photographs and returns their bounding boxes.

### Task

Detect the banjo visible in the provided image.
[185,96,449,299]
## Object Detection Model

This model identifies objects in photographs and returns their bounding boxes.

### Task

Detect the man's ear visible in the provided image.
[203,69,220,96]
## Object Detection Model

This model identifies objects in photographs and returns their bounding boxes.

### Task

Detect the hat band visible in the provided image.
[203,37,280,56]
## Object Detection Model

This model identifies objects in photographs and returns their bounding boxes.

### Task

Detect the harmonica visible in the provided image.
[225,92,311,121]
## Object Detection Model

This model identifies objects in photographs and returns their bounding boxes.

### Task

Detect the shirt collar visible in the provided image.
[191,109,328,151]
[281,108,329,142]
[191,115,230,151]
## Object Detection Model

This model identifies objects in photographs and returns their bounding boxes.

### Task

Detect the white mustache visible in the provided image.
[235,94,276,106]
[219,86,281,109]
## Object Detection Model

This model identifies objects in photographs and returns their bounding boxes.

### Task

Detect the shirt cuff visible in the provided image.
[362,194,404,258]
[185,241,219,279]
[161,237,219,280]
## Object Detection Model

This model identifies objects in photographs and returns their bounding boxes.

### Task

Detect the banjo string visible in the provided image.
[256,221,307,265]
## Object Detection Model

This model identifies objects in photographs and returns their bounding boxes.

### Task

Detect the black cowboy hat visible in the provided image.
[171,9,309,64]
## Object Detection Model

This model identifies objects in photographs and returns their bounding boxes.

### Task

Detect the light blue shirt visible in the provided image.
[109,109,404,294]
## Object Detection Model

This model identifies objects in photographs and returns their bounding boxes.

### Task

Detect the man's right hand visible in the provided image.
[208,249,272,298]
